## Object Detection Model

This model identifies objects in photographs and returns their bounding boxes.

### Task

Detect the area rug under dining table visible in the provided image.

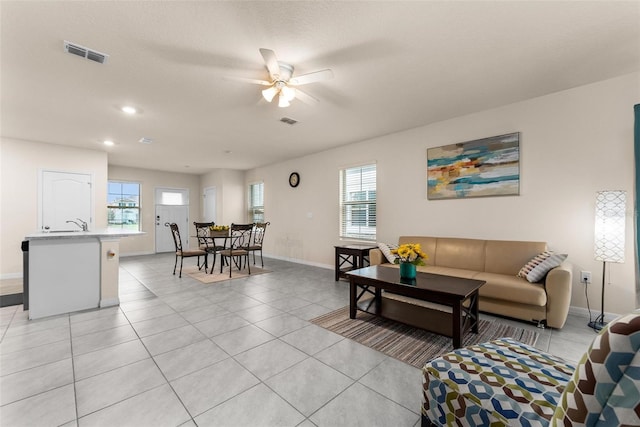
[185,265,271,284]
[311,306,539,369]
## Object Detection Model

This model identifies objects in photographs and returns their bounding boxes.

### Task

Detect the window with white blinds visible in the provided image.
[248,182,264,223]
[340,164,376,240]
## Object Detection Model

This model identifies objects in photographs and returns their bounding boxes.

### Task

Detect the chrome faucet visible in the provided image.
[66,218,88,231]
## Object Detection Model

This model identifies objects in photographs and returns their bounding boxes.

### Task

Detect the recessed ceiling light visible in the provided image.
[121,106,137,115]
[138,137,153,144]
[103,140,115,146]
[224,150,232,154]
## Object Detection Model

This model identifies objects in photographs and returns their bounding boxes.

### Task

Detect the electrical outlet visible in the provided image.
[580,271,592,284]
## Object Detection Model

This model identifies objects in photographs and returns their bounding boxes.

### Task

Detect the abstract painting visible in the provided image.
[427,132,520,200]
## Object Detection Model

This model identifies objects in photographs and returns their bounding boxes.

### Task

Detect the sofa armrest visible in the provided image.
[544,261,572,329]
[370,248,388,266]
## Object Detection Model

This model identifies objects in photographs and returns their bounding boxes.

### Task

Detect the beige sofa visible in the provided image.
[370,236,572,329]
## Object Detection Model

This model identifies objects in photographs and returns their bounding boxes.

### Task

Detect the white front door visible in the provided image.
[155,205,189,253]
[203,187,217,223]
[41,171,92,231]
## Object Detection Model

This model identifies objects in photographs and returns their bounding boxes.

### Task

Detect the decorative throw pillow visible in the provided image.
[525,253,568,283]
[518,251,553,279]
[378,242,399,264]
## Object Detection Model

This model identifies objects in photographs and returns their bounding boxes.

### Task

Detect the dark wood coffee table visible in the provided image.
[346,266,486,349]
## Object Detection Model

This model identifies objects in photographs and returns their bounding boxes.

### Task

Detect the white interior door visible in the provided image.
[41,171,92,231]
[156,205,189,253]
[203,187,217,223]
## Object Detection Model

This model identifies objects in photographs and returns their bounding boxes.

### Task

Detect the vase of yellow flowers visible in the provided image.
[391,243,428,280]
[208,225,229,237]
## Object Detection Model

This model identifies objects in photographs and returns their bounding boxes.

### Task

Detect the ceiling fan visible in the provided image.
[233,48,334,108]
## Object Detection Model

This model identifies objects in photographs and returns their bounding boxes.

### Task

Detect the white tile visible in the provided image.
[359,357,423,414]
[280,324,343,355]
[75,358,166,417]
[70,310,130,337]
[0,325,70,355]
[0,384,76,427]
[255,314,309,337]
[235,339,308,380]
[171,358,259,417]
[153,339,229,381]
[78,384,191,427]
[210,324,275,355]
[0,358,74,406]
[179,304,229,324]
[194,383,304,427]
[265,358,353,416]
[193,313,250,337]
[141,324,206,356]
[315,338,387,380]
[310,383,419,427]
[0,339,71,376]
[73,339,150,380]
[72,324,138,356]
[132,313,188,337]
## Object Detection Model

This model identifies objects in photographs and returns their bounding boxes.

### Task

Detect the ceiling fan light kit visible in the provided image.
[244,48,333,108]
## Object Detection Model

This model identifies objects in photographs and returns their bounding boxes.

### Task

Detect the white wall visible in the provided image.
[246,72,640,314]
[0,139,108,276]
[108,165,201,254]
[200,169,246,226]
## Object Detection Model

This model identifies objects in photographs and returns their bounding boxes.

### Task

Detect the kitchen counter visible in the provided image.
[26,229,144,240]
[25,229,144,319]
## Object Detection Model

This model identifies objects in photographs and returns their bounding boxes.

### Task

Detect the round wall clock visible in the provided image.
[289,172,300,188]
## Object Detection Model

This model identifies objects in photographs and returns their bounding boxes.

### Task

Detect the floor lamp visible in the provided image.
[590,190,626,331]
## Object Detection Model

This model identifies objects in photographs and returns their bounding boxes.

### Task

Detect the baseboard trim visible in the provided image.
[0,293,23,307]
[568,305,620,320]
[263,253,333,270]
[100,297,120,307]
[120,251,156,257]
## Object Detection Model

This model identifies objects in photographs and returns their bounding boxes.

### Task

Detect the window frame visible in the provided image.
[248,181,264,223]
[339,163,377,241]
[107,180,141,231]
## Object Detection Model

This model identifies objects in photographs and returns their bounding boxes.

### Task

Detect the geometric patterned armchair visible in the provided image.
[422,309,640,426]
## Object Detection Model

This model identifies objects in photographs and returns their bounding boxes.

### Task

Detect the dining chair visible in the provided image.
[193,221,215,270]
[247,221,270,267]
[169,222,207,278]
[218,223,253,278]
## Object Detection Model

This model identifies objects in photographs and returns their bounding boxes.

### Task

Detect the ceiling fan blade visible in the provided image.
[295,88,319,105]
[223,76,272,86]
[289,69,334,86]
[259,48,281,79]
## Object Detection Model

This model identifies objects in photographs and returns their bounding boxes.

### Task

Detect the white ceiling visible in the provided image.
[2,1,639,174]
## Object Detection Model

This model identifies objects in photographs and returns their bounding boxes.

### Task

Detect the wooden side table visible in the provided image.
[334,244,378,281]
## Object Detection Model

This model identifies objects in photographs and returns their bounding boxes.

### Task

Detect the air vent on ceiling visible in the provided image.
[280,117,298,125]
[63,40,109,64]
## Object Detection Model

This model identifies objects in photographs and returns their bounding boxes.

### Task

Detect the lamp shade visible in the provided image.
[594,190,626,263]
[278,93,290,108]
[262,85,278,103]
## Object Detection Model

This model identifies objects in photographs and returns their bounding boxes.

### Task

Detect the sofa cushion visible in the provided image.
[416,265,479,279]
[377,242,398,264]
[525,253,567,283]
[486,240,547,275]
[434,238,486,271]
[518,251,553,279]
[473,272,547,306]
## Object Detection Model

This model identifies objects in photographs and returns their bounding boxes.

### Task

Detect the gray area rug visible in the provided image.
[311,306,539,368]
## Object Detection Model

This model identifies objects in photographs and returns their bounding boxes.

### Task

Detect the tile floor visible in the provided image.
[0,254,599,427]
